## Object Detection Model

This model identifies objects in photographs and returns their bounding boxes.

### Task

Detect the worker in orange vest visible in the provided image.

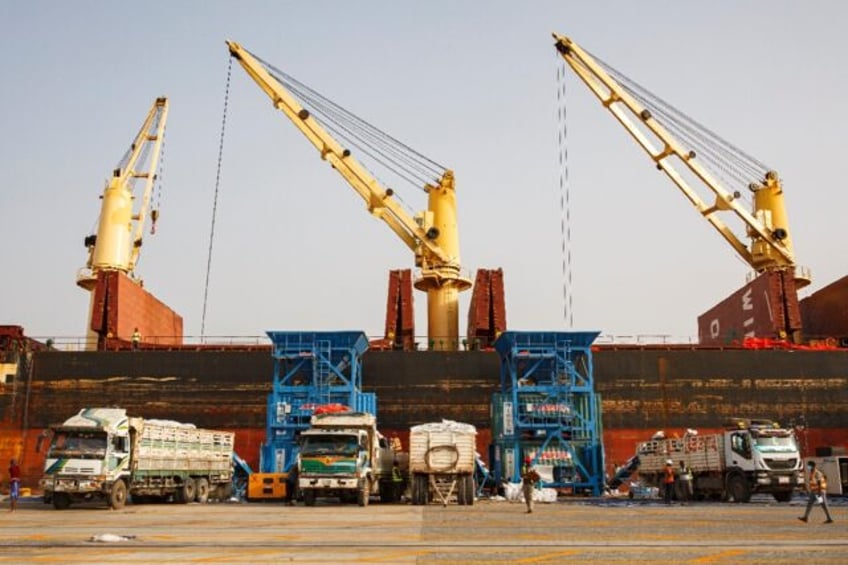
[798,460,834,524]
[663,460,675,504]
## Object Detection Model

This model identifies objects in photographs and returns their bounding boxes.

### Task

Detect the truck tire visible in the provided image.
[727,474,750,503]
[358,479,370,507]
[109,480,128,510]
[52,493,71,510]
[195,478,210,503]
[303,489,316,506]
[177,478,196,504]
[465,475,475,506]
[379,480,392,503]
[457,476,467,505]
[215,482,233,502]
[412,474,429,505]
[773,491,793,503]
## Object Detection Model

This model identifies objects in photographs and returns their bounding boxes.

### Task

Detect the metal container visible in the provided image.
[697,271,801,345]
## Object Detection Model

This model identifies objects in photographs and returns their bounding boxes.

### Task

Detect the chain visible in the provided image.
[201,56,233,339]
[556,58,573,329]
[152,124,166,234]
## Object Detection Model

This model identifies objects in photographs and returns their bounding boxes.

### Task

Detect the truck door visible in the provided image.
[729,432,753,469]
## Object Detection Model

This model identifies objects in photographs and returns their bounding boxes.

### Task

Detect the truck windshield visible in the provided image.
[754,435,797,453]
[301,435,359,457]
[48,430,108,459]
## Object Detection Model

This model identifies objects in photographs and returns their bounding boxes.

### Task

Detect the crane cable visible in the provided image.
[588,49,773,208]
[201,56,233,340]
[252,51,447,194]
[556,56,573,329]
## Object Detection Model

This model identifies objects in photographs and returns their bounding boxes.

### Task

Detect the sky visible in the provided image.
[2,1,846,345]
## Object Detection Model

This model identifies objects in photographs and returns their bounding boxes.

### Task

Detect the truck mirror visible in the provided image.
[36,429,52,453]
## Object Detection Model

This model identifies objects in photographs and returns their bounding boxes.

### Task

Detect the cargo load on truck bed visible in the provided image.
[409,420,477,506]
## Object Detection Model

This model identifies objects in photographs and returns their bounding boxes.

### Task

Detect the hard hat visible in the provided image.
[665,459,673,465]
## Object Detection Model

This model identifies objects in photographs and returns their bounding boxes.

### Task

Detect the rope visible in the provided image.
[556,57,573,329]
[201,56,232,339]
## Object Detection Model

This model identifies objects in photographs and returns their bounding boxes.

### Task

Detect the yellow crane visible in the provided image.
[77,97,169,347]
[227,41,471,349]
[552,33,810,289]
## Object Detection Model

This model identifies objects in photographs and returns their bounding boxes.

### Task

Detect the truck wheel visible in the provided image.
[379,480,392,503]
[413,474,429,505]
[303,489,316,506]
[727,474,750,503]
[773,491,793,503]
[457,476,467,505]
[195,478,209,503]
[215,482,233,501]
[178,478,196,504]
[109,480,128,510]
[465,475,475,506]
[52,493,71,510]
[358,479,370,507]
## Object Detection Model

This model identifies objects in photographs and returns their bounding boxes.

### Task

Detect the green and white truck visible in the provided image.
[297,412,402,506]
[39,408,234,509]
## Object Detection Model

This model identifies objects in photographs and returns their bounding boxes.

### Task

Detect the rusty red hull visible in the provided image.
[90,271,183,347]
[2,347,847,489]
[800,274,848,345]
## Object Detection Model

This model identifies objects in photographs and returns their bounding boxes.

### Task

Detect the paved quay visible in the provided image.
[0,496,845,564]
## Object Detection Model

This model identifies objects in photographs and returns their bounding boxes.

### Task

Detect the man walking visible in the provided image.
[8,458,21,512]
[663,460,675,504]
[521,456,540,513]
[799,460,834,524]
[677,460,693,503]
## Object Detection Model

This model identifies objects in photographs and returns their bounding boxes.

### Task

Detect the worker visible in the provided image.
[285,464,298,506]
[131,328,141,350]
[798,460,834,524]
[663,460,675,504]
[521,456,540,513]
[8,458,21,512]
[391,461,404,502]
[677,460,693,503]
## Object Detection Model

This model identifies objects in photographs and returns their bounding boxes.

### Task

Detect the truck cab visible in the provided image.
[297,412,399,506]
[39,408,131,509]
[724,423,802,501]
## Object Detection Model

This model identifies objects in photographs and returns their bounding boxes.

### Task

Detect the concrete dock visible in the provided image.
[1,496,845,564]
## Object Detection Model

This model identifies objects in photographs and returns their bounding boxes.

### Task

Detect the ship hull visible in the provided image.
[3,348,846,487]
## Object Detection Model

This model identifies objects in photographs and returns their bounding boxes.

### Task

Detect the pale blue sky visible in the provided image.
[2,1,846,343]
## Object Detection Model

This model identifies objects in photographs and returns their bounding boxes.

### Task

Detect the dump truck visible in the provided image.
[297,412,403,506]
[635,418,802,502]
[410,420,477,506]
[39,408,234,510]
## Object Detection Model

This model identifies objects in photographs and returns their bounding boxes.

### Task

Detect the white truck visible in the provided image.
[809,451,848,497]
[409,420,476,506]
[297,412,402,506]
[39,408,234,510]
[635,418,802,502]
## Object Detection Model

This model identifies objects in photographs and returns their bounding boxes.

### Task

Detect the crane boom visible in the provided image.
[227,41,472,348]
[553,33,809,288]
[78,97,169,288]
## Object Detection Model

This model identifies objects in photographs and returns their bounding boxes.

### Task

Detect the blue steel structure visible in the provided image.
[260,331,376,473]
[491,331,605,496]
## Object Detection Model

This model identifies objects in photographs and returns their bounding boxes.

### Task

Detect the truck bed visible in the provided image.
[134,423,234,475]
[637,434,724,473]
